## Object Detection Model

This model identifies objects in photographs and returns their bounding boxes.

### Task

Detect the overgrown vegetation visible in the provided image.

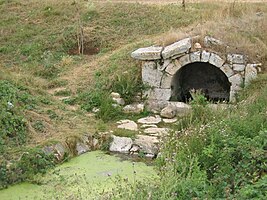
[108,75,267,199]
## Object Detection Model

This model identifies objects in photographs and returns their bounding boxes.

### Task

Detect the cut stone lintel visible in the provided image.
[131,46,163,60]
[161,38,191,59]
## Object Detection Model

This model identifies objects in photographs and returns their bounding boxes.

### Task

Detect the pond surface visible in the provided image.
[0,151,157,199]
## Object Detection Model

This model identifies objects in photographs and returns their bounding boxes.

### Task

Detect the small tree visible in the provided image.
[182,0,186,11]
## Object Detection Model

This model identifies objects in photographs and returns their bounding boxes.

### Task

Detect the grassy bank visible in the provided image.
[0,0,267,195]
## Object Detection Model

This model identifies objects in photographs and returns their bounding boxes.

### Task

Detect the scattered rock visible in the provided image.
[54,143,66,160]
[163,118,177,123]
[194,43,202,50]
[109,135,133,153]
[160,104,177,118]
[76,142,90,155]
[92,107,100,113]
[204,36,224,47]
[145,100,169,113]
[131,46,163,60]
[144,127,169,136]
[134,135,159,155]
[117,120,138,131]
[168,102,192,117]
[112,97,125,106]
[123,103,144,114]
[129,144,140,153]
[111,92,121,99]
[137,115,162,124]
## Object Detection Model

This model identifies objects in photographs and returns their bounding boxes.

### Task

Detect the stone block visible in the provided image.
[165,60,181,75]
[229,74,243,90]
[227,54,245,64]
[209,53,225,68]
[190,51,201,63]
[245,64,258,86]
[131,46,162,60]
[134,135,159,155]
[179,54,191,66]
[201,50,210,62]
[158,59,171,71]
[233,64,245,72]
[162,38,191,59]
[146,88,172,101]
[160,73,173,89]
[142,61,163,87]
[220,64,234,77]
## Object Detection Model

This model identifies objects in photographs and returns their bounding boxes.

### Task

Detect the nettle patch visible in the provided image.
[131,36,262,110]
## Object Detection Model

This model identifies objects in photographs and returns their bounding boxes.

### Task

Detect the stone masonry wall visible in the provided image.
[131,36,261,106]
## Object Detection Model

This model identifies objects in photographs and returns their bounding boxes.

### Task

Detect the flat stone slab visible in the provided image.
[131,46,162,60]
[162,38,191,59]
[163,118,177,123]
[117,119,138,131]
[109,135,133,153]
[137,115,162,124]
[140,124,158,129]
[144,127,169,135]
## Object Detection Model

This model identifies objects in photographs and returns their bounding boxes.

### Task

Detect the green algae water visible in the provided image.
[0,151,157,200]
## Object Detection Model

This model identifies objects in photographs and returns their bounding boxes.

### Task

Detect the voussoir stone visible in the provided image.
[221,64,234,77]
[209,53,225,68]
[131,46,163,60]
[117,119,138,131]
[165,60,182,75]
[137,115,162,124]
[190,51,201,63]
[201,50,210,62]
[229,74,243,90]
[109,135,133,153]
[162,38,191,59]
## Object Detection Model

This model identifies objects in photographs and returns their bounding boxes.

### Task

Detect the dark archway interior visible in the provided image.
[170,62,231,102]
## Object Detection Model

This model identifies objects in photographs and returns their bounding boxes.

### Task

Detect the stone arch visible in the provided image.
[170,61,231,102]
[131,36,260,106]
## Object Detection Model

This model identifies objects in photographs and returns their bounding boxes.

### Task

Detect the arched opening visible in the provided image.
[170,62,231,102]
